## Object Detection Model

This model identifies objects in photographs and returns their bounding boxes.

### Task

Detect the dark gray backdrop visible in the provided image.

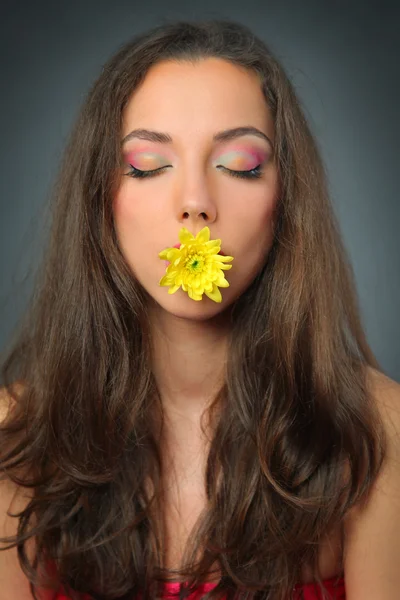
[1,0,399,380]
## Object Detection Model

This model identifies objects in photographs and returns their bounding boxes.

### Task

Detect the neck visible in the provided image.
[148,303,230,421]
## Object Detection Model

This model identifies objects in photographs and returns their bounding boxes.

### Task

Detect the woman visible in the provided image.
[0,18,399,600]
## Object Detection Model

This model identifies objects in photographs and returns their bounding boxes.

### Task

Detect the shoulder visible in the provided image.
[0,382,36,598]
[0,380,29,493]
[365,366,400,469]
[0,385,12,422]
[0,381,26,467]
[365,365,400,407]
[343,366,400,598]
[0,381,25,424]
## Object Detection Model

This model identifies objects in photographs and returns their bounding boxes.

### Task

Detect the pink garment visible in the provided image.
[44,574,345,599]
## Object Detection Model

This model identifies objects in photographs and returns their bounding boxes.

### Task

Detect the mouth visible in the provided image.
[163,243,225,266]
[172,243,225,255]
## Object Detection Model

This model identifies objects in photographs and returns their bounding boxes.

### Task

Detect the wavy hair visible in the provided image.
[0,18,387,600]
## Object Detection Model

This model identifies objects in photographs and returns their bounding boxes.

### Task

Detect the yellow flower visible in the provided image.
[158,226,234,302]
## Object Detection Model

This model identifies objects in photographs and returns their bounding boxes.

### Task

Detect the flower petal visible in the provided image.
[178,228,194,244]
[188,287,203,301]
[213,254,234,263]
[167,284,180,294]
[175,271,183,285]
[166,248,181,261]
[205,284,222,303]
[195,226,210,244]
[204,240,221,254]
[159,248,172,260]
[159,274,175,287]
[215,273,230,287]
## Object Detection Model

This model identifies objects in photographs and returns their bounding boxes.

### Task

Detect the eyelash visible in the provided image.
[125,163,263,180]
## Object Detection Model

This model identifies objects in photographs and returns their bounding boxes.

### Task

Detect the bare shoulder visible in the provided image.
[0,384,13,422]
[0,381,25,428]
[0,383,35,598]
[365,366,400,461]
[343,365,400,599]
[365,365,400,405]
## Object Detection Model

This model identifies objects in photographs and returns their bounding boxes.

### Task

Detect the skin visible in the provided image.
[113,58,280,431]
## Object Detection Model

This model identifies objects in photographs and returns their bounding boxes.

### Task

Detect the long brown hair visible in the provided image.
[0,18,387,600]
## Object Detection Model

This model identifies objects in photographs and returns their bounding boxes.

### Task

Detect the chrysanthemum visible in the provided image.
[158,226,234,302]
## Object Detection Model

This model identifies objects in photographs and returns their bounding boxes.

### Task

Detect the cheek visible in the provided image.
[227,194,278,281]
[113,189,137,227]
[113,188,152,241]
[228,190,277,247]
[112,191,145,264]
[112,190,165,281]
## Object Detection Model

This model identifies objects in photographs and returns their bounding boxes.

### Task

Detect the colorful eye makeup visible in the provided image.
[122,150,166,170]
[121,142,271,182]
[212,147,268,170]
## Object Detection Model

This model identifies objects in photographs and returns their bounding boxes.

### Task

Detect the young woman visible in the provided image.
[1,18,399,600]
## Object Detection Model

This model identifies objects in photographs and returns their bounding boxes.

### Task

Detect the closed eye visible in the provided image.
[125,164,264,180]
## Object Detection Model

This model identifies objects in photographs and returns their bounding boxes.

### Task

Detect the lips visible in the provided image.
[172,242,225,255]
[163,242,225,266]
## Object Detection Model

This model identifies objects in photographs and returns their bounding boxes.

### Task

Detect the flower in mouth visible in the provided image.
[158,226,234,302]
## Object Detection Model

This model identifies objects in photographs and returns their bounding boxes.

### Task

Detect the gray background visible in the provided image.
[1,0,399,380]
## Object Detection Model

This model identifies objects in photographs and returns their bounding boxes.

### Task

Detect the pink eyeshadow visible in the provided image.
[223,146,268,163]
[122,146,269,168]
[122,150,162,164]
[215,147,268,170]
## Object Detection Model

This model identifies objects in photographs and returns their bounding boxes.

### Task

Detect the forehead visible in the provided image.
[121,58,273,139]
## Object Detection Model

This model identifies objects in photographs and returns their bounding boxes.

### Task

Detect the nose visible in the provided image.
[179,198,217,230]
[175,163,218,231]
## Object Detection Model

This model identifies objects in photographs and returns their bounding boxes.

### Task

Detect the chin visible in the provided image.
[150,286,237,321]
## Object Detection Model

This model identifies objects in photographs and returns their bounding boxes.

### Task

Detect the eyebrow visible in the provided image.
[121,126,273,148]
